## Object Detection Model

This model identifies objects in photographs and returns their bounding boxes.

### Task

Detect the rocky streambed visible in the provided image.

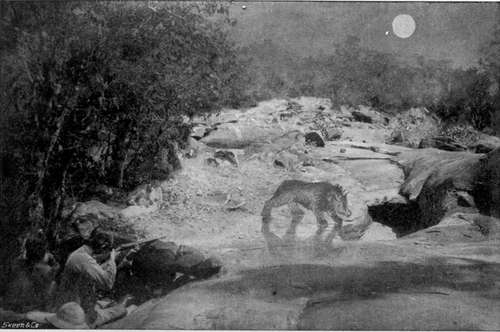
[100,97,500,330]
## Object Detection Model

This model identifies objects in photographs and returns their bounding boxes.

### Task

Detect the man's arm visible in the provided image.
[74,251,117,290]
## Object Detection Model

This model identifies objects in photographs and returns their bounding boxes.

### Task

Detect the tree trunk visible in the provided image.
[118,149,130,189]
[33,107,71,208]
[33,107,72,247]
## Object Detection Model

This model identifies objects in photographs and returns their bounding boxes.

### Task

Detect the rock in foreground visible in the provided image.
[107,235,500,330]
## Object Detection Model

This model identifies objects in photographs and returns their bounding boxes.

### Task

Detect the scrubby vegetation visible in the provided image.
[0,1,247,290]
[241,34,500,134]
[0,0,499,296]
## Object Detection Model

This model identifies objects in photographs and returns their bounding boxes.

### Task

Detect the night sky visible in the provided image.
[229,2,499,68]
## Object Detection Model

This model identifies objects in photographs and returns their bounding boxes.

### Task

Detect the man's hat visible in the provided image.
[46,302,89,329]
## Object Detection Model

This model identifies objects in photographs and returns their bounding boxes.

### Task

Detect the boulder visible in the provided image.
[359,222,397,241]
[398,149,481,201]
[128,240,222,289]
[244,131,305,161]
[66,201,121,237]
[183,137,203,159]
[197,99,305,149]
[397,149,483,228]
[274,151,299,171]
[351,110,373,123]
[106,272,307,330]
[301,157,315,167]
[402,212,498,243]
[127,240,179,288]
[115,184,164,219]
[285,100,303,113]
[127,184,163,208]
[201,123,284,149]
[418,136,467,151]
[191,124,213,140]
[214,150,238,166]
[325,127,342,141]
[271,131,305,149]
[119,205,159,219]
[279,112,294,121]
[206,158,220,167]
[304,132,325,147]
[348,106,387,125]
[389,108,441,148]
[473,143,497,154]
[440,124,480,147]
[475,147,500,218]
[469,134,500,154]
[388,130,404,144]
[471,214,500,238]
[200,125,248,149]
[340,208,372,241]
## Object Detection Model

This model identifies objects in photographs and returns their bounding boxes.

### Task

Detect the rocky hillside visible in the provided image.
[104,97,500,330]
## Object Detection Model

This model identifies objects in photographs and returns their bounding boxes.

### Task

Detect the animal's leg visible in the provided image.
[334,215,344,235]
[313,209,328,236]
[261,195,289,256]
[325,212,344,243]
[282,202,304,244]
[261,199,273,233]
[261,196,285,233]
[310,208,330,255]
[286,202,305,235]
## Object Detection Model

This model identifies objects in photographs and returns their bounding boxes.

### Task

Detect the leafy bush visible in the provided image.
[239,35,497,133]
[429,68,494,130]
[0,1,247,281]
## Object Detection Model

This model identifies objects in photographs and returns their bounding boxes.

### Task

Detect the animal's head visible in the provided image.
[331,186,351,219]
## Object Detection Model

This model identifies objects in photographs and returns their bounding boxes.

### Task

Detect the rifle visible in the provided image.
[115,235,168,251]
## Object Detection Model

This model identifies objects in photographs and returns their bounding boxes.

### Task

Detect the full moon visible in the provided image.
[392,14,416,39]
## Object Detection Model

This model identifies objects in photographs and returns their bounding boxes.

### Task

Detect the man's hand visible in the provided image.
[116,248,138,269]
[118,294,134,307]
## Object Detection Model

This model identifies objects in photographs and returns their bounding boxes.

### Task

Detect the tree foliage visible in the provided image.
[241,34,498,132]
[0,1,246,287]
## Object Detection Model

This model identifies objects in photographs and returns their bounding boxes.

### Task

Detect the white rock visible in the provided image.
[360,222,396,241]
[128,184,163,207]
[119,204,159,219]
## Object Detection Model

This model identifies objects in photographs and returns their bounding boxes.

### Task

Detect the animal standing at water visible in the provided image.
[261,180,352,238]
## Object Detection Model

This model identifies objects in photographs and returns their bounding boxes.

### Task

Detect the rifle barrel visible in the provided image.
[116,235,168,250]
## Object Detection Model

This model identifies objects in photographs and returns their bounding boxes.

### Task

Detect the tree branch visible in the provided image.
[33,106,72,212]
[22,58,34,84]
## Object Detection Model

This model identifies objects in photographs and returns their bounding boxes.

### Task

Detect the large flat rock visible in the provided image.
[107,236,500,330]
